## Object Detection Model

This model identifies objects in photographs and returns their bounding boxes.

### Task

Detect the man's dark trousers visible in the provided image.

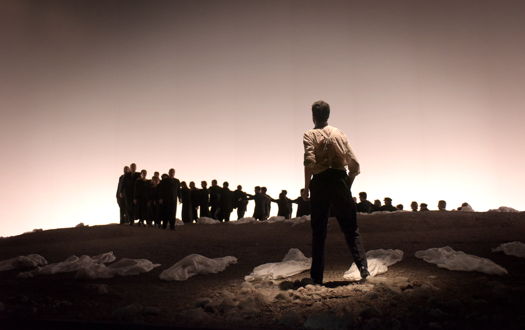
[309,168,367,284]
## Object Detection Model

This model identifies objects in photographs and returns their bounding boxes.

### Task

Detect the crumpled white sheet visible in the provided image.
[160,254,237,281]
[18,252,116,278]
[492,241,525,258]
[76,258,161,279]
[244,248,311,282]
[415,246,507,275]
[343,249,404,281]
[488,206,519,213]
[458,204,474,212]
[0,254,48,272]
[286,215,311,226]
[266,216,286,223]
[196,217,221,224]
[230,217,258,225]
[176,218,184,226]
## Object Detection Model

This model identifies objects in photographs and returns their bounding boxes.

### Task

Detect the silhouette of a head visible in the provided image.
[130,163,137,172]
[438,200,447,211]
[212,179,218,186]
[169,168,175,178]
[384,197,392,206]
[189,181,195,189]
[201,181,207,188]
[123,166,130,174]
[359,192,367,202]
[411,201,418,211]
[261,187,267,193]
[237,185,242,190]
[223,181,229,188]
[312,100,330,125]
[140,169,147,178]
[254,186,261,193]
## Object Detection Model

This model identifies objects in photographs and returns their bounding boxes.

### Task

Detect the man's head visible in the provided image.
[168,168,175,178]
[312,100,330,126]
[153,171,159,178]
[140,169,147,179]
[237,185,242,191]
[180,181,187,188]
[384,197,392,206]
[123,166,130,174]
[189,181,195,189]
[223,181,229,188]
[438,200,447,211]
[261,187,267,193]
[374,199,381,207]
[254,186,261,193]
[212,179,218,186]
[396,204,404,210]
[359,192,367,202]
[130,163,137,172]
[420,203,429,210]
[161,174,168,180]
[411,201,418,211]
[152,176,160,185]
[201,181,207,189]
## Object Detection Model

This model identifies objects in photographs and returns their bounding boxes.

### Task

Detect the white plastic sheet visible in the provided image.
[415,246,507,275]
[160,254,237,281]
[230,217,257,225]
[488,206,519,213]
[76,258,161,279]
[0,254,47,272]
[343,249,404,281]
[492,241,525,258]
[244,248,311,282]
[196,217,221,225]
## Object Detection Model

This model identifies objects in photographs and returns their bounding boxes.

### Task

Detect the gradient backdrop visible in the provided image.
[1,0,524,237]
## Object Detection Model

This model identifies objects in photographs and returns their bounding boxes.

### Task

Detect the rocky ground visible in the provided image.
[0,211,524,329]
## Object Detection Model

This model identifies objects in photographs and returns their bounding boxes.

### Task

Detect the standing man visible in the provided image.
[218,181,233,222]
[233,185,248,219]
[123,163,141,225]
[189,181,199,221]
[167,168,181,225]
[248,186,265,221]
[199,181,210,218]
[116,166,130,224]
[209,179,222,219]
[133,169,149,226]
[292,189,311,217]
[261,187,271,220]
[303,100,369,285]
[356,192,374,213]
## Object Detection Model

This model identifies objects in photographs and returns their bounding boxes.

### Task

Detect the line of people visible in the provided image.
[355,192,467,213]
[116,163,312,228]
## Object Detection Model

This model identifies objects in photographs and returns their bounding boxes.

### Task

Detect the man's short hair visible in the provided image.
[359,192,367,198]
[312,100,330,123]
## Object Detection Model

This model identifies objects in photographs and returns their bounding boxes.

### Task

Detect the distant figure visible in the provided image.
[396,204,404,211]
[356,192,374,213]
[158,174,174,229]
[380,197,397,212]
[219,182,233,222]
[372,199,382,212]
[179,181,193,223]
[116,166,130,224]
[261,187,271,220]
[167,168,181,226]
[199,181,210,218]
[123,163,141,224]
[189,181,199,221]
[410,201,419,212]
[148,176,160,227]
[248,186,266,220]
[153,171,160,180]
[209,179,222,219]
[438,200,447,211]
[271,190,293,219]
[458,202,473,212]
[303,100,368,285]
[133,170,149,226]
[420,203,429,212]
[292,189,311,217]
[233,185,248,219]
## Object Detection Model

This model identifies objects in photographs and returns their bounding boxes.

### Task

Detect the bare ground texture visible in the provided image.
[1,211,524,330]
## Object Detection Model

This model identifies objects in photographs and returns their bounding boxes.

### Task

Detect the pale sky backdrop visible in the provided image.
[1,0,524,237]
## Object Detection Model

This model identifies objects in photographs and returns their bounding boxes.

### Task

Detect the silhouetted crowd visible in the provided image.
[355,192,471,213]
[116,163,312,229]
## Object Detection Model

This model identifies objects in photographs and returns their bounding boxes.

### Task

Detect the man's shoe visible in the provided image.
[360,269,370,282]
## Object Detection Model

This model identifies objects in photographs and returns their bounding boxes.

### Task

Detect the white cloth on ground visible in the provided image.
[0,254,47,272]
[244,248,311,282]
[159,254,237,281]
[492,241,525,258]
[196,217,221,224]
[343,249,404,281]
[415,246,507,275]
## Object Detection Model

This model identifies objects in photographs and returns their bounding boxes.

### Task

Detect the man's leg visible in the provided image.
[309,176,331,284]
[331,175,368,275]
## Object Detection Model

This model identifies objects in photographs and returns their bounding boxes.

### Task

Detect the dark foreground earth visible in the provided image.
[1,211,524,330]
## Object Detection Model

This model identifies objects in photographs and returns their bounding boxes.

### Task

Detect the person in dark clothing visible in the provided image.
[116,166,130,224]
[270,190,293,219]
[167,168,181,225]
[218,182,233,222]
[292,189,311,217]
[248,186,266,221]
[158,174,174,229]
[303,100,369,285]
[179,181,193,223]
[209,179,222,219]
[189,181,199,221]
[148,176,160,227]
[133,170,149,226]
[123,163,141,224]
[233,185,248,219]
[372,199,381,212]
[356,192,374,213]
[199,181,210,218]
[261,187,271,220]
[379,197,397,212]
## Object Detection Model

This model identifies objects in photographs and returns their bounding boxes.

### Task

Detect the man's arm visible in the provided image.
[304,166,313,198]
